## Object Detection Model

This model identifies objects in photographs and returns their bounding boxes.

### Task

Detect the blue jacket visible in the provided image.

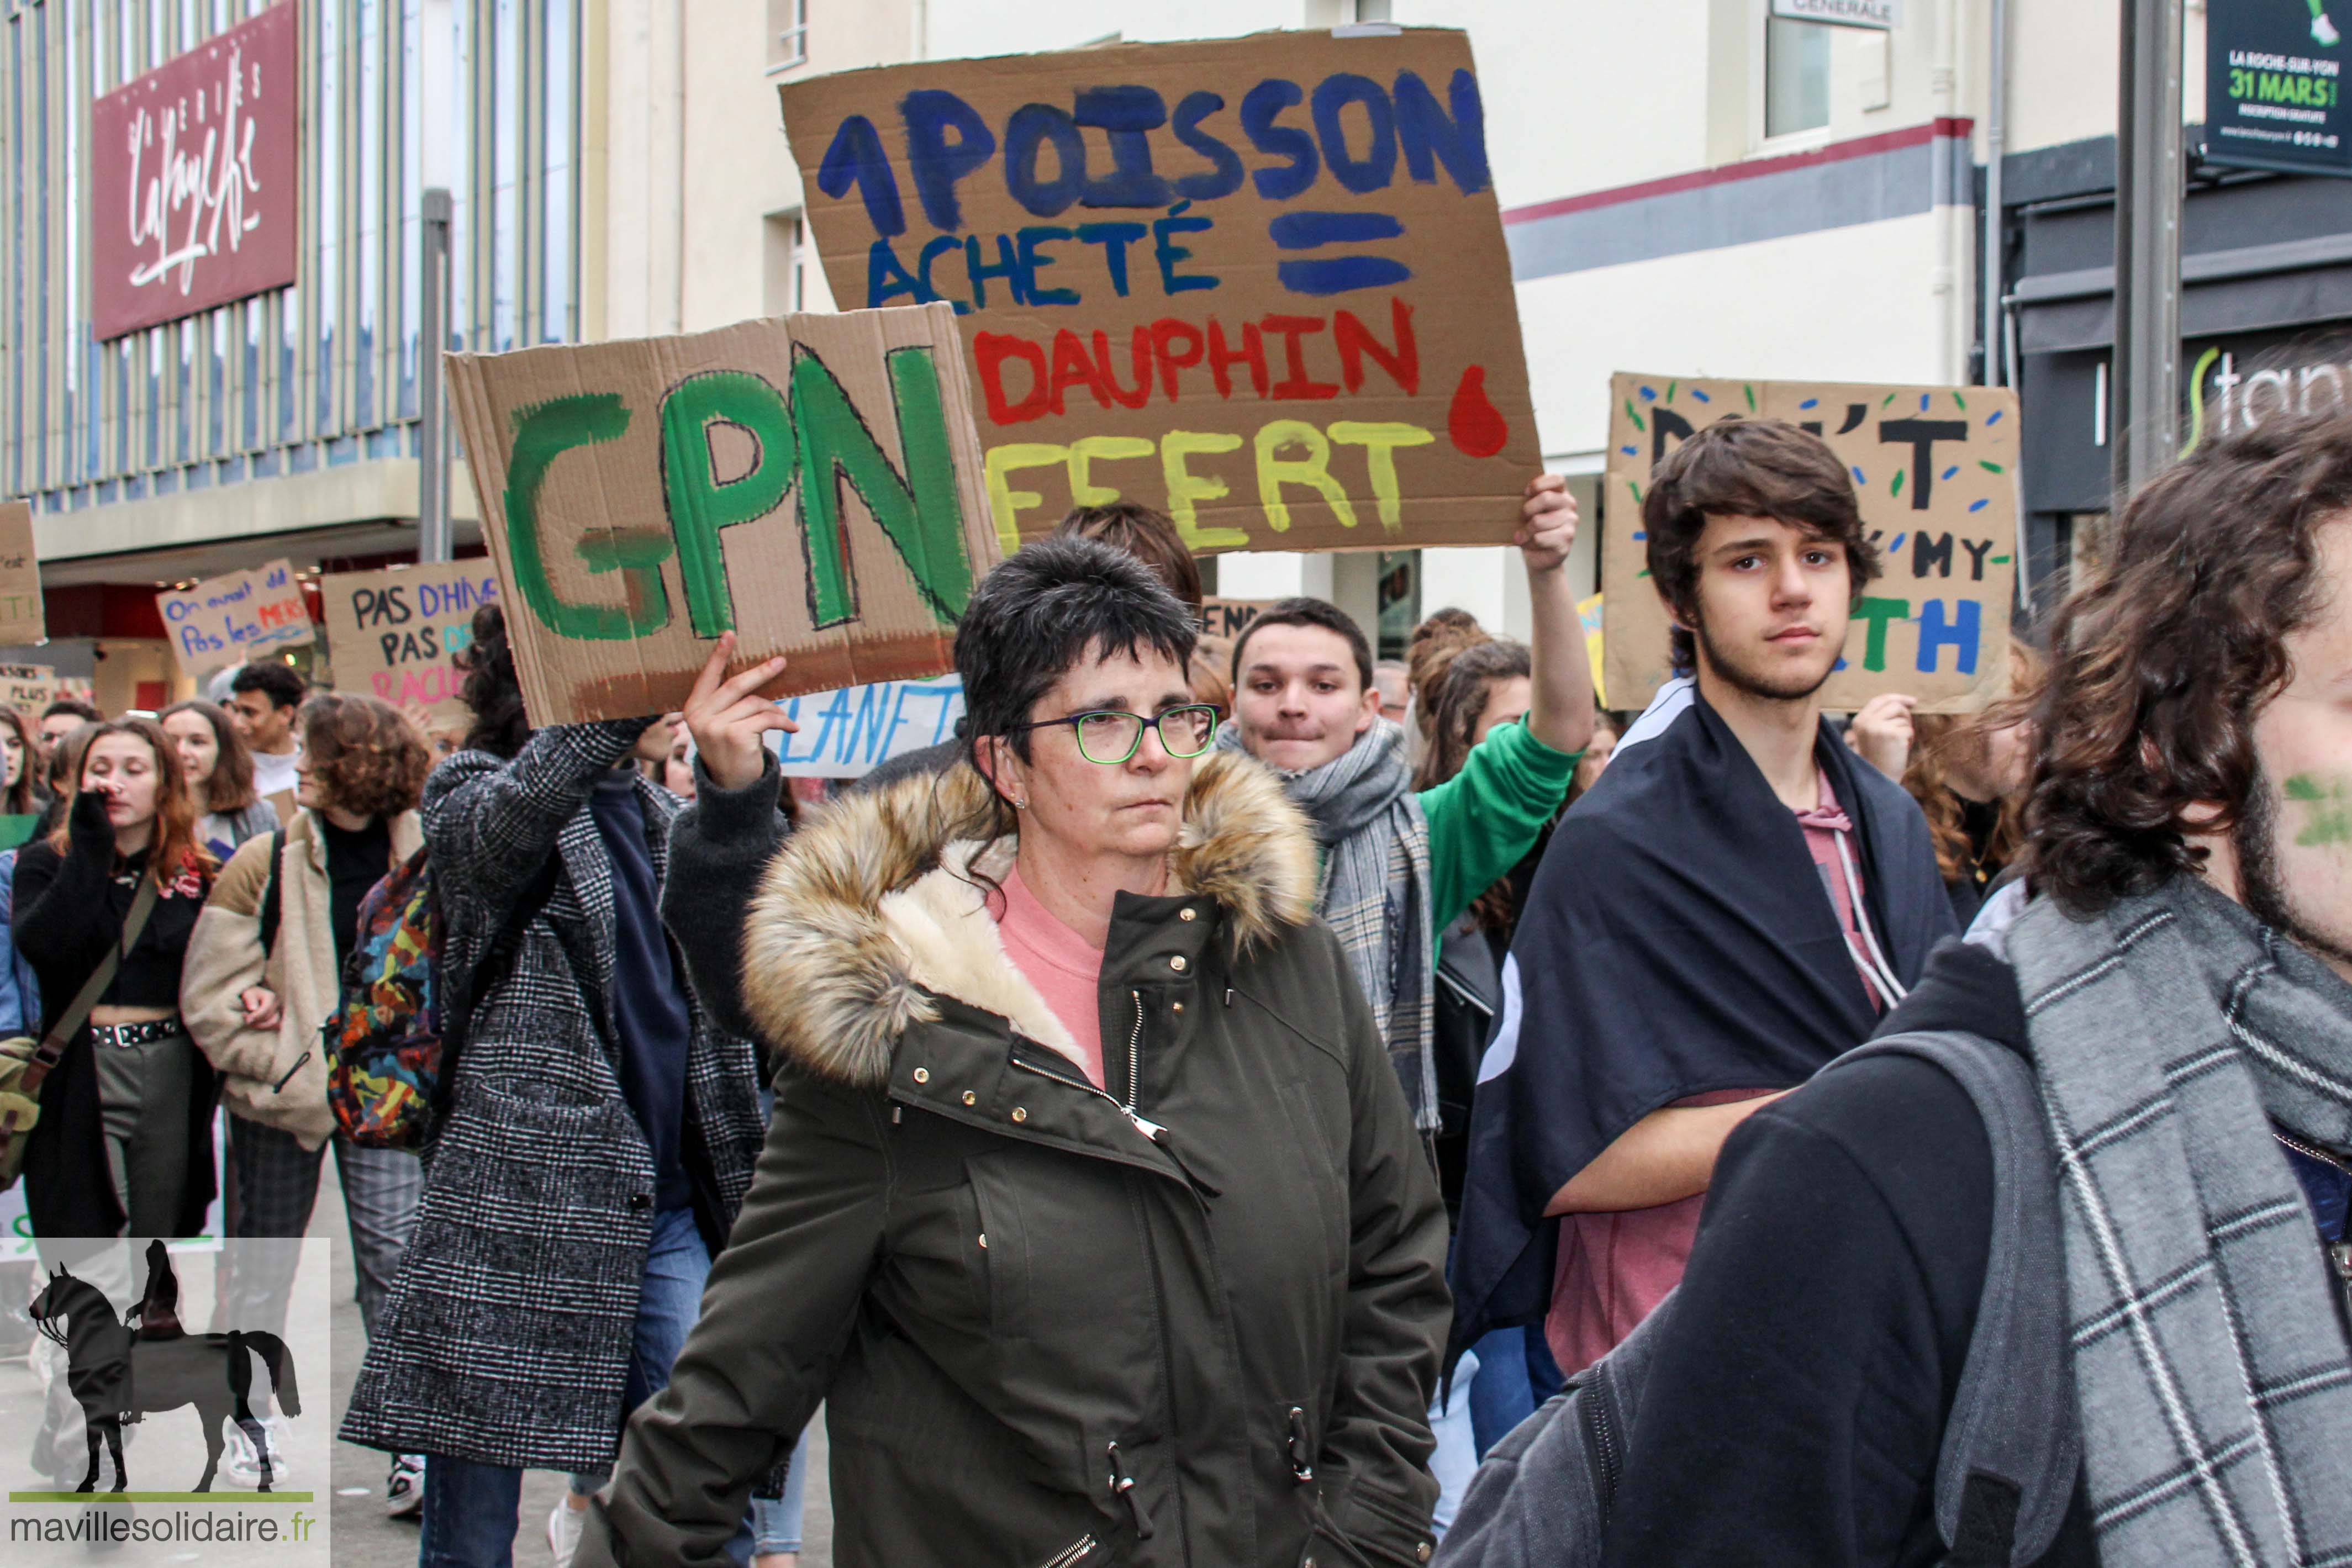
[0,848,42,1035]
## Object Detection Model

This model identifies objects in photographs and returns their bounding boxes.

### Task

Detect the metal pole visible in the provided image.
[1981,0,2008,386]
[417,187,453,564]
[2112,0,2185,499]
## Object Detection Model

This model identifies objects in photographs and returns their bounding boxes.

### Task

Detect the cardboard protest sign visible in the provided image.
[320,560,502,716]
[780,27,1537,558]
[1602,374,2019,714]
[1578,592,1606,709]
[1197,596,1277,679]
[156,558,315,679]
[0,502,44,645]
[770,674,966,778]
[0,663,54,713]
[446,304,997,726]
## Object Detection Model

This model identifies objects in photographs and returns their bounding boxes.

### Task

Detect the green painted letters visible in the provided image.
[658,371,798,637]
[505,394,672,641]
[1848,596,1912,673]
[792,344,974,629]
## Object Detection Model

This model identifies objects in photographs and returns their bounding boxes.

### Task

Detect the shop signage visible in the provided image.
[780,27,1537,557]
[1770,0,1901,28]
[319,559,502,716]
[1601,373,2020,714]
[156,558,315,679]
[88,3,302,341]
[0,501,44,646]
[769,674,966,778]
[2205,0,2352,178]
[445,304,997,726]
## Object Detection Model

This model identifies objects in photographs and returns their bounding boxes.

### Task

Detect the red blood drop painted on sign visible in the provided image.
[1448,366,1509,457]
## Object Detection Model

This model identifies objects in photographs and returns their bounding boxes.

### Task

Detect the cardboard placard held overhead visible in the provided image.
[0,501,44,646]
[319,559,503,716]
[445,304,998,726]
[1602,374,2019,714]
[0,663,53,714]
[156,559,315,679]
[780,27,1537,557]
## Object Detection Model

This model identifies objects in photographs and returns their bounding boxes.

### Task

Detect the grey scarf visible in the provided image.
[1222,719,1436,1129]
[2011,876,2352,1567]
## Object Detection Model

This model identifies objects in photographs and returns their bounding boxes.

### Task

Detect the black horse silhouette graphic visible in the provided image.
[27,1243,300,1493]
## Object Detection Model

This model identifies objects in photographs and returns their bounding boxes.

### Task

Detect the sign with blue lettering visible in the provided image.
[156,558,315,679]
[1601,373,2021,714]
[780,27,1538,557]
[769,674,966,778]
[2205,0,2352,178]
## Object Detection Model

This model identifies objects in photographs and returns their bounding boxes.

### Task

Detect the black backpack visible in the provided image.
[1437,1029,2082,1568]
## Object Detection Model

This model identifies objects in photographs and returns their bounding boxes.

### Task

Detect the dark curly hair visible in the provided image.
[456,603,531,760]
[299,693,434,821]
[1643,419,1881,673]
[2026,411,2352,915]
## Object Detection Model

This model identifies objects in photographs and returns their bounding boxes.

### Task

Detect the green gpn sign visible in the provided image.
[502,341,977,643]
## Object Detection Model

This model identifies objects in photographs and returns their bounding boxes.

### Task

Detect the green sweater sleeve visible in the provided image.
[1417,717,1580,933]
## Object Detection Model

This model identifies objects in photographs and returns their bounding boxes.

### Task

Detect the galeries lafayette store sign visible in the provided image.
[87,2,299,341]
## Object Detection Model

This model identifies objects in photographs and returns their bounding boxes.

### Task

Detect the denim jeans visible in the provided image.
[1467,1322,1564,1456]
[419,1207,752,1567]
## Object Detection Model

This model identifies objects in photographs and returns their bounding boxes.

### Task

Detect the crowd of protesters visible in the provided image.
[2,409,2350,1568]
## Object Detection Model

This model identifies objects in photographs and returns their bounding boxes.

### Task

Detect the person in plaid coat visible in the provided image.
[340,606,764,1566]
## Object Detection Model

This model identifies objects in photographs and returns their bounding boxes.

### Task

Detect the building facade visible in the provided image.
[0,0,587,706]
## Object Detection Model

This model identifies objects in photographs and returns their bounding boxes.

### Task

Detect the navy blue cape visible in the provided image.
[1447,695,1957,1358]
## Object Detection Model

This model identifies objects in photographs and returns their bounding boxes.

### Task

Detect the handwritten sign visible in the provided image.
[768,674,967,779]
[1198,595,1277,678]
[780,27,1537,557]
[87,3,300,341]
[1602,374,2019,714]
[0,501,43,646]
[156,558,315,679]
[446,304,998,726]
[320,560,501,716]
[0,664,54,714]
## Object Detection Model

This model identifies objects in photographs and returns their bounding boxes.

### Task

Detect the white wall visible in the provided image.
[2007,0,2209,156]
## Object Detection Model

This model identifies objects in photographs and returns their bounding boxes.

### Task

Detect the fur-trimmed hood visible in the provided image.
[741,751,1320,1089]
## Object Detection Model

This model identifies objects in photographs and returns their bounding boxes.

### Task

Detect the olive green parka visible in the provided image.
[578,750,1449,1568]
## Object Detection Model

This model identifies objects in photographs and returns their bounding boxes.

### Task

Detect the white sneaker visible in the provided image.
[547,1498,588,1568]
[2318,12,2343,46]
[384,1454,425,1519]
[218,1414,291,1490]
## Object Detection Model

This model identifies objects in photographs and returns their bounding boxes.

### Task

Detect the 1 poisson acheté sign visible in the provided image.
[781,27,1539,558]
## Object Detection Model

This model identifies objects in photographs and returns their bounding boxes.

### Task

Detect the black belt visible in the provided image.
[88,1017,186,1048]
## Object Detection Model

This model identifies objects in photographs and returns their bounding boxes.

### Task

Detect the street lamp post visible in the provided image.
[2112,0,2186,499]
[416,187,453,564]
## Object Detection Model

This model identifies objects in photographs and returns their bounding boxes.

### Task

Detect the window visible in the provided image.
[1765,16,1833,138]
[764,212,807,317]
[767,0,807,75]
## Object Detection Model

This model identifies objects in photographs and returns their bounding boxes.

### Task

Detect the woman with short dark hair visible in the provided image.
[589,537,1451,1568]
[160,698,277,864]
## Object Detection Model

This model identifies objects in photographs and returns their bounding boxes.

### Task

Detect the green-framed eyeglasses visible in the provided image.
[1007,703,1221,765]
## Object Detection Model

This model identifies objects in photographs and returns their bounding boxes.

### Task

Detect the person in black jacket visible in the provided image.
[1601,412,2352,1568]
[13,717,219,1243]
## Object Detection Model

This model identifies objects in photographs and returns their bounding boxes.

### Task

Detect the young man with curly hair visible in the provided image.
[1452,420,1954,1384]
[1597,412,2352,1567]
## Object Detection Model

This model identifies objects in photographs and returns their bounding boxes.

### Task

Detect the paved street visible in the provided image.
[318,1172,836,1566]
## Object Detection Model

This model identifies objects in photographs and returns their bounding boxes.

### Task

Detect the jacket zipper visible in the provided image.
[1124,989,1145,1116]
[1010,1056,1166,1142]
[1581,1370,1624,1505]
[1040,1533,1096,1568]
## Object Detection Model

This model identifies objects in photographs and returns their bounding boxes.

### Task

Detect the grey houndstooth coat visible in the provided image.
[339,719,764,1473]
